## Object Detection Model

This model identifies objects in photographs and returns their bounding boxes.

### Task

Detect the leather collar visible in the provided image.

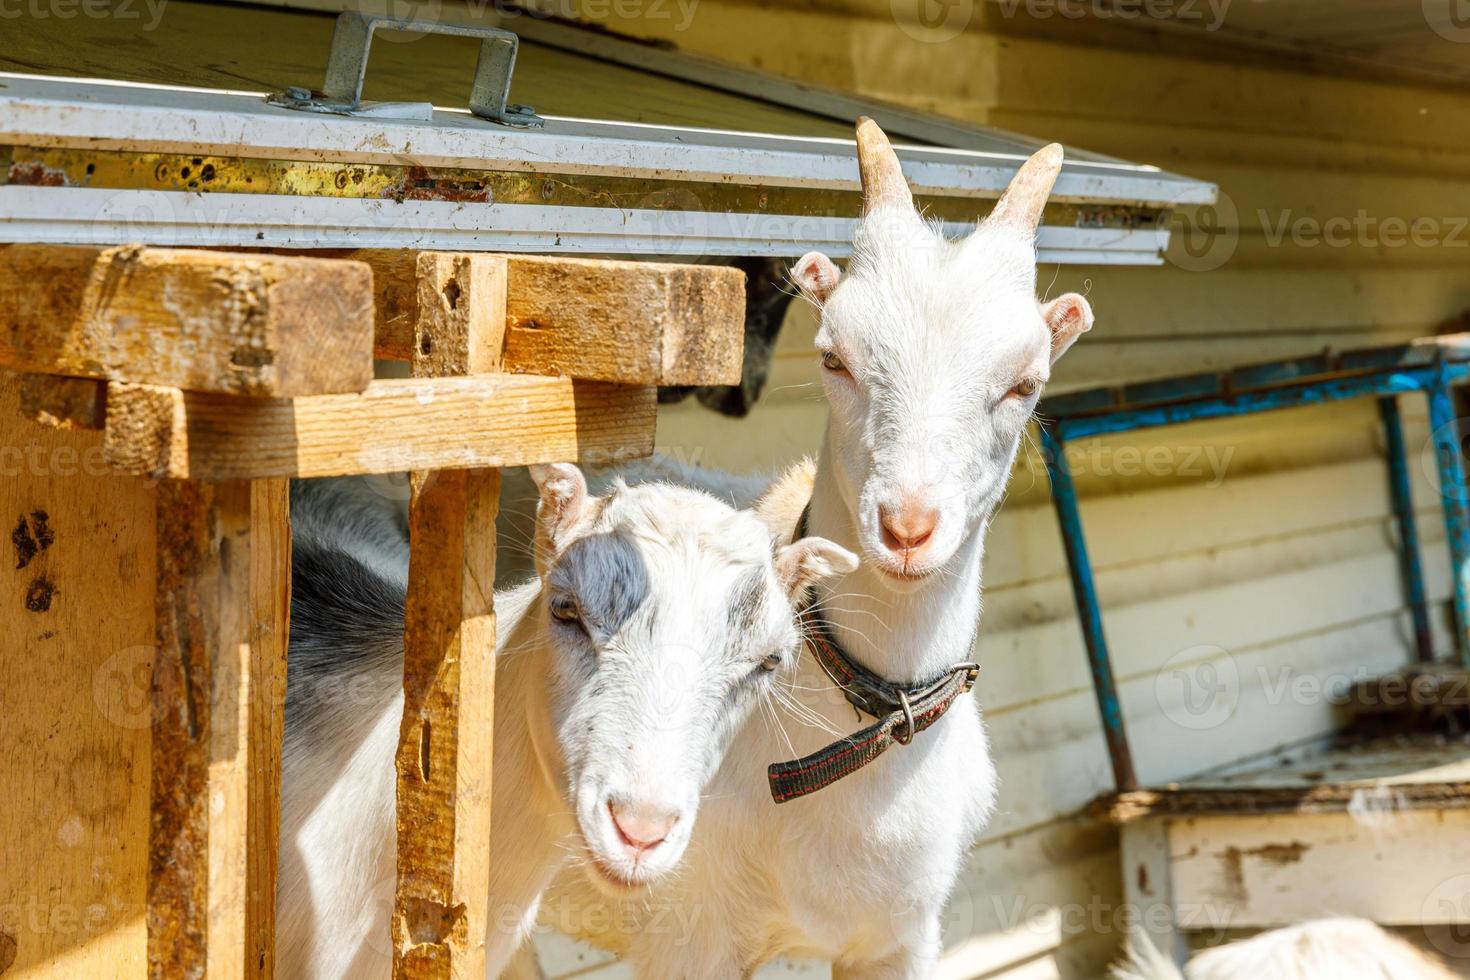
[766,504,980,803]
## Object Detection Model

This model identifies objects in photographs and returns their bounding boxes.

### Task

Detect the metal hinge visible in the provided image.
[268,12,543,128]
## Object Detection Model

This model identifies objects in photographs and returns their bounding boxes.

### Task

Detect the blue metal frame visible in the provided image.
[1040,360,1470,793]
[1040,424,1139,791]
[1427,362,1470,661]
[1055,364,1468,441]
[1379,396,1434,662]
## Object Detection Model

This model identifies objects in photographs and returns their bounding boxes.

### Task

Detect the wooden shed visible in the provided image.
[1,2,1214,978]
[7,0,1468,978]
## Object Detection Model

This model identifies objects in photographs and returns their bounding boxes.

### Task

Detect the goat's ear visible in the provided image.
[529,462,589,551]
[775,536,859,598]
[1043,293,1093,365]
[791,252,841,306]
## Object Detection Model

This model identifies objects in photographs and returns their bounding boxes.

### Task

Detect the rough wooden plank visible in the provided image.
[148,478,291,980]
[503,255,744,387]
[17,373,106,430]
[102,377,656,481]
[395,468,499,980]
[1120,819,1192,966]
[350,250,745,386]
[0,375,154,978]
[1103,734,1470,823]
[395,254,502,980]
[205,483,251,980]
[0,244,375,397]
[149,480,227,978]
[247,480,291,979]
[1168,810,1470,928]
[107,384,188,478]
[1106,778,1470,823]
[412,253,507,377]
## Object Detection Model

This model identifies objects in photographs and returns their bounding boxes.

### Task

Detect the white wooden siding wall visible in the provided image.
[524,3,1470,976]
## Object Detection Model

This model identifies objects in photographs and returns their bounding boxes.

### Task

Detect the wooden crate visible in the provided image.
[1108,733,1470,966]
[0,245,744,979]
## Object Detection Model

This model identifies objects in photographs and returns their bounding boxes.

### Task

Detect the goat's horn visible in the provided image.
[855,116,913,214]
[986,143,1064,234]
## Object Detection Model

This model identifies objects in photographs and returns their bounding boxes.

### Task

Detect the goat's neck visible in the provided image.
[806,441,985,685]
[486,584,574,969]
[494,596,563,800]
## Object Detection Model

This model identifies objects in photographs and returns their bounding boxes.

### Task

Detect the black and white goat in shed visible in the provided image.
[275,464,855,978]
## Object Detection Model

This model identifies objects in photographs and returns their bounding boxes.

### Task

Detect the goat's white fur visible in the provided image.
[1110,920,1459,980]
[534,120,1093,976]
[276,468,855,978]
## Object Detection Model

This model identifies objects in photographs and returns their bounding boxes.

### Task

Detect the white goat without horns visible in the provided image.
[276,464,855,978]
[537,118,1096,976]
[1112,920,1460,980]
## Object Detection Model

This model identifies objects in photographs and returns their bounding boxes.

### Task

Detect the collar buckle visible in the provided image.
[893,690,916,746]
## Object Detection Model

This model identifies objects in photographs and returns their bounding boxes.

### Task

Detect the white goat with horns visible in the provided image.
[275,465,855,978]
[538,117,1095,976]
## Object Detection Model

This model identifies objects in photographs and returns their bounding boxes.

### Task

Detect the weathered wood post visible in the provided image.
[393,254,507,978]
[0,245,374,980]
[149,477,290,980]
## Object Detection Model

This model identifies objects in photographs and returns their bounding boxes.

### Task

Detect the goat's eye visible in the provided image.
[549,595,583,625]
[820,350,848,374]
[1011,377,1041,399]
[760,652,783,672]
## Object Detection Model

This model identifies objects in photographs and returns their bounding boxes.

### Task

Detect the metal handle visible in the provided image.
[276,12,542,128]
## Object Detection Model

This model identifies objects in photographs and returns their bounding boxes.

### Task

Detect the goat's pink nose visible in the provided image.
[608,802,677,851]
[879,501,939,553]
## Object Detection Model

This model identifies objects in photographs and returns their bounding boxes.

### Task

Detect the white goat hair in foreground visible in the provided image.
[1111,920,1460,980]
[534,118,1096,976]
[275,465,855,978]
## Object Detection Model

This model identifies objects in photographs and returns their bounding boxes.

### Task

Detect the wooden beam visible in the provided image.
[394,468,498,979]
[0,245,375,397]
[350,250,745,386]
[1119,819,1189,968]
[146,481,218,978]
[247,480,291,979]
[412,253,507,377]
[148,478,291,979]
[0,375,155,977]
[102,376,656,481]
[1168,810,1470,928]
[395,254,502,980]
